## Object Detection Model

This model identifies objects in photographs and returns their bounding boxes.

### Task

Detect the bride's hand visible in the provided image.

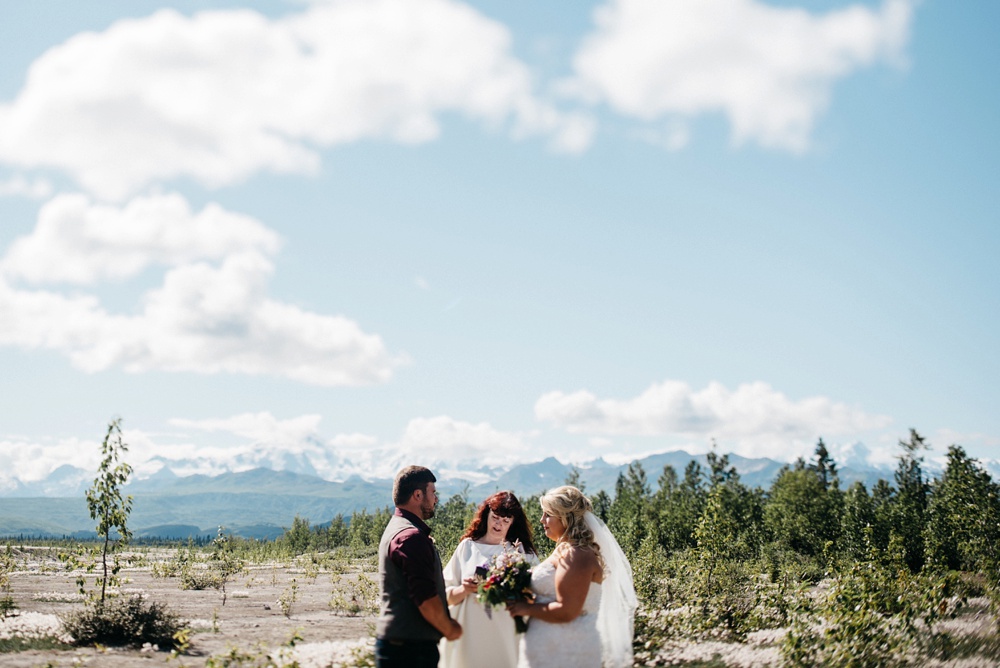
[449,577,481,604]
[507,600,530,617]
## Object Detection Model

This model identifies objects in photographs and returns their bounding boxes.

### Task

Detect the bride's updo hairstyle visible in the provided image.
[540,485,605,571]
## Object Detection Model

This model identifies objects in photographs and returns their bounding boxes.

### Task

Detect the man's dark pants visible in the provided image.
[374,637,440,668]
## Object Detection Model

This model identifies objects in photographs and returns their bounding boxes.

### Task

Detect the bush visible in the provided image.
[62,595,185,648]
[633,546,800,661]
[781,555,963,667]
[180,566,223,591]
[330,573,379,616]
[0,596,17,618]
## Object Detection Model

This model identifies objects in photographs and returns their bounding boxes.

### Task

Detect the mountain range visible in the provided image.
[1,447,994,540]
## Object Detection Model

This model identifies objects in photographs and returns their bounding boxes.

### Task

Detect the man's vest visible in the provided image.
[376,512,449,641]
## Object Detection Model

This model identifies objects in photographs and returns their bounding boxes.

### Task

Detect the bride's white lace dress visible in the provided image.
[517,560,603,668]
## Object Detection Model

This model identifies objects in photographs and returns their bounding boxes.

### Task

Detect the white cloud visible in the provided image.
[165,412,347,478]
[571,0,913,151]
[0,194,402,385]
[329,433,380,453]
[0,412,536,486]
[535,379,892,445]
[171,412,323,445]
[0,437,99,483]
[931,428,1000,453]
[289,415,538,480]
[0,258,400,385]
[393,416,535,470]
[634,122,690,151]
[0,0,588,200]
[0,175,53,199]
[0,193,280,285]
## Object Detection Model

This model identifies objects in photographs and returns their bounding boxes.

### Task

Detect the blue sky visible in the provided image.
[0,0,997,486]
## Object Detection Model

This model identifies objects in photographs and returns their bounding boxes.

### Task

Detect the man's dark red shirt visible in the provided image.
[386,507,439,605]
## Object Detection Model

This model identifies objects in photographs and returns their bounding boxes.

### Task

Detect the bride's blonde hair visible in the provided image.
[540,485,605,571]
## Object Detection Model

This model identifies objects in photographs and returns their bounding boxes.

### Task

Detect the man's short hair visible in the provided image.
[393,465,436,506]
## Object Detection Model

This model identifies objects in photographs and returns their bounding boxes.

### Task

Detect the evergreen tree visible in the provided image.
[812,438,844,546]
[326,514,349,548]
[764,466,837,557]
[924,445,1000,574]
[841,481,876,560]
[653,461,704,552]
[347,508,391,549]
[705,446,737,489]
[430,491,475,558]
[656,464,678,499]
[870,478,895,553]
[892,429,930,572]
[810,438,839,490]
[608,463,652,558]
[695,475,762,561]
[283,516,313,554]
[591,489,611,523]
[762,441,844,559]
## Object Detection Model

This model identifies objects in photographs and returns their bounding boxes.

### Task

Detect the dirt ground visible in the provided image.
[3,547,376,667]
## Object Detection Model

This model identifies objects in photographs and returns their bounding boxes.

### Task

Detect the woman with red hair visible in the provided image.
[440,491,538,668]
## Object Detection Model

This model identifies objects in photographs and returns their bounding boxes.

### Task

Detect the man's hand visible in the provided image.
[443,618,462,641]
[417,596,462,641]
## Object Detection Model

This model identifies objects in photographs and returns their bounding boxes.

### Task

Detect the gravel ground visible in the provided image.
[2,547,375,667]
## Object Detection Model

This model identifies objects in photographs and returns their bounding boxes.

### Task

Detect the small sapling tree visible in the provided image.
[65,417,184,649]
[0,544,17,617]
[210,526,246,606]
[86,417,134,603]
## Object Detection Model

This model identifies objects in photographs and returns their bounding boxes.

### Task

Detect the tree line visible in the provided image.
[276,428,1000,585]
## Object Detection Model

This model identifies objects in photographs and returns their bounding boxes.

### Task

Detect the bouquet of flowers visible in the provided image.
[476,544,535,633]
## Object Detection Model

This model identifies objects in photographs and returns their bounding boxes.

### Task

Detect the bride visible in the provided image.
[507,486,637,668]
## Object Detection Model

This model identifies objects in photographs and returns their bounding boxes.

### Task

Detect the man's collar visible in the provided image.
[395,507,432,534]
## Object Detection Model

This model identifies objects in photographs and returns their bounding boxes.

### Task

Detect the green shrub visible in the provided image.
[0,545,16,618]
[0,596,16,618]
[180,566,223,591]
[632,546,805,665]
[62,595,185,648]
[330,572,379,616]
[151,560,181,579]
[781,556,962,667]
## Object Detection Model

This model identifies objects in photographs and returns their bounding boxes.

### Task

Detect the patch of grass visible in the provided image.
[670,658,730,668]
[0,635,72,653]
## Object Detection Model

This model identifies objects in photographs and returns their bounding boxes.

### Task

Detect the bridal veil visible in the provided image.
[584,511,638,668]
